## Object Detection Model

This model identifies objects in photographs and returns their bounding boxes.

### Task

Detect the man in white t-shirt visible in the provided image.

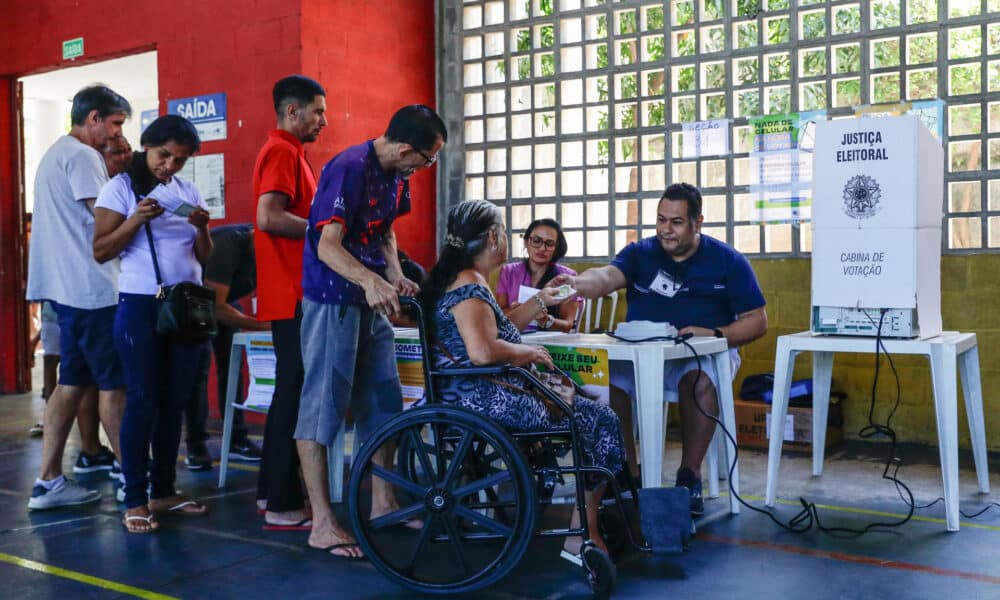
[26,85,132,511]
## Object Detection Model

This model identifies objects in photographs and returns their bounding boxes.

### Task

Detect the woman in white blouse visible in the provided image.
[93,115,213,534]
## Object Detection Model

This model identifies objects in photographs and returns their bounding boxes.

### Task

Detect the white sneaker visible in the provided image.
[27,478,101,510]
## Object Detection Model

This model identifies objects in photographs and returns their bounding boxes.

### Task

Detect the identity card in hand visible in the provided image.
[172,202,196,217]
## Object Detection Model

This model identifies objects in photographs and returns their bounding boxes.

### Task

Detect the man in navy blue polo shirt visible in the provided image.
[551,182,767,515]
[294,105,447,559]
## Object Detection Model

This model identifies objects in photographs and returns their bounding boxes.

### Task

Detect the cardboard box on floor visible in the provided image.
[734,398,842,452]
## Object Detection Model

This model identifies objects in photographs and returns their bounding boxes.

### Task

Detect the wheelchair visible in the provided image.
[346,297,680,597]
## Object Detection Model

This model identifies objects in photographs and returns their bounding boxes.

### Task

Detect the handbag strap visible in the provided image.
[135,184,164,295]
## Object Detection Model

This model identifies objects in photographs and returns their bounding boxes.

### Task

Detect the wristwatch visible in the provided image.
[713,327,725,338]
[539,312,556,329]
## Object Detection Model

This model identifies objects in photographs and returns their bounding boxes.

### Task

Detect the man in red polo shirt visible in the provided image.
[253,75,326,530]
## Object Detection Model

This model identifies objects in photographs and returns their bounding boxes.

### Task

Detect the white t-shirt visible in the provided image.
[26,135,120,309]
[95,173,209,295]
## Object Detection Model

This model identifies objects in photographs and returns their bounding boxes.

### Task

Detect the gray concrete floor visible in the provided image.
[0,358,999,599]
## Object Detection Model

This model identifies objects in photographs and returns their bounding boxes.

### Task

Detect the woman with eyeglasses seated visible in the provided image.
[495,218,581,333]
[421,200,625,563]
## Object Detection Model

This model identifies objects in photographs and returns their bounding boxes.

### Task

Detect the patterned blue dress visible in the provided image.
[433,283,625,489]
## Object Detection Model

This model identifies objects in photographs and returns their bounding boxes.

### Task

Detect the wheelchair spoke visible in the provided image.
[441,430,473,489]
[371,463,427,497]
[452,470,511,499]
[406,427,437,484]
[402,514,438,576]
[368,502,426,531]
[454,504,513,536]
[442,514,472,576]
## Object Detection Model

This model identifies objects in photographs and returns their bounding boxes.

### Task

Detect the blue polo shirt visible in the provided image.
[610,234,765,328]
[302,140,410,305]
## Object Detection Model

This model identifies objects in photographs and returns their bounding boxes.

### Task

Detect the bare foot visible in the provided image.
[563,536,609,556]
[123,506,160,534]
[265,508,312,526]
[371,501,423,530]
[309,527,363,559]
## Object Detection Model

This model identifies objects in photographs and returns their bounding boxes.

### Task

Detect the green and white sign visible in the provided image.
[62,37,84,60]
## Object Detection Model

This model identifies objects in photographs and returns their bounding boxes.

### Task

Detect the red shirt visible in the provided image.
[252,129,317,321]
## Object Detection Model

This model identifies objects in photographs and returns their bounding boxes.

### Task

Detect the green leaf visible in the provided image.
[908,70,937,99]
[647,101,666,126]
[835,45,861,73]
[619,11,637,35]
[737,23,758,49]
[767,17,790,45]
[645,6,664,30]
[738,90,761,117]
[801,82,827,110]
[517,30,532,53]
[951,64,981,95]
[908,34,937,64]
[706,95,727,118]
[540,25,555,48]
[873,73,901,103]
[872,39,900,68]
[834,6,861,34]
[737,59,759,84]
[802,12,826,40]
[677,66,696,92]
[802,49,826,77]
[540,54,555,77]
[620,73,638,99]
[872,0,901,29]
[646,36,665,61]
[768,54,791,81]
[675,2,694,26]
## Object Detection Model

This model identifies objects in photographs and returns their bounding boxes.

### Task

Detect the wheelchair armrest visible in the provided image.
[433,365,575,419]
[436,366,514,377]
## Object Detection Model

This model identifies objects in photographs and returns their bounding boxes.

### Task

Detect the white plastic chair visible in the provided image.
[577,292,620,333]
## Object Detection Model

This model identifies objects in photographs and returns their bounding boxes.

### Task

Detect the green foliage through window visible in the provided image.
[872,0,901,28]
[517,30,531,52]
[834,6,861,35]
[835,45,861,73]
[767,17,790,45]
[540,25,554,48]
[801,13,826,40]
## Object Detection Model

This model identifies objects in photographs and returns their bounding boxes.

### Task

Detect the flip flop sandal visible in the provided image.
[263,518,313,531]
[122,514,159,534]
[153,499,208,516]
[309,542,365,561]
[560,549,583,567]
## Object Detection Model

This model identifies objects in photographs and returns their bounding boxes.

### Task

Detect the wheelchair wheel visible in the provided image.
[582,546,617,599]
[348,405,537,595]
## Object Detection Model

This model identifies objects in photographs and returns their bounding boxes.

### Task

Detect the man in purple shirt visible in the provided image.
[294,105,447,559]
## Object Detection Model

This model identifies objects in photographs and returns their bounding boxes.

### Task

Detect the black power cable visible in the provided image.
[609,314,920,537]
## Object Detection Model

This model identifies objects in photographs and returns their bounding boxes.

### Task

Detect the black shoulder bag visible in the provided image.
[144,221,218,345]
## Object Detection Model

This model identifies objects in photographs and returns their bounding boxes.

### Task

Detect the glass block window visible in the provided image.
[444,0,1000,256]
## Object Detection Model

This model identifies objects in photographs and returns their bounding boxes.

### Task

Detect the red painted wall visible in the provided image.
[0,0,438,392]
[301,0,438,267]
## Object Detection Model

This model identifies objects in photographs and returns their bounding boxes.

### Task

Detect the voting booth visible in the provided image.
[810,115,943,338]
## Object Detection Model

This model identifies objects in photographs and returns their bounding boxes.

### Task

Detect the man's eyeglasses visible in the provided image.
[415,148,437,167]
[526,235,557,250]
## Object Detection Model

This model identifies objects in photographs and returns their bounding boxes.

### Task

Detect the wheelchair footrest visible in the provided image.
[637,486,694,554]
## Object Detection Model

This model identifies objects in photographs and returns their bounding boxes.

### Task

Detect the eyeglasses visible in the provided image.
[415,148,437,167]
[526,235,557,250]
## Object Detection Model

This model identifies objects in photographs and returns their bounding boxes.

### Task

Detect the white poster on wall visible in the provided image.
[681,119,730,158]
[177,153,225,219]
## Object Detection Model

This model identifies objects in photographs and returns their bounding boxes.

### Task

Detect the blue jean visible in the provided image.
[114,293,201,509]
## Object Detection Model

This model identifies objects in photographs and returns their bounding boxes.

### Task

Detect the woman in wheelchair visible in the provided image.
[420,199,626,561]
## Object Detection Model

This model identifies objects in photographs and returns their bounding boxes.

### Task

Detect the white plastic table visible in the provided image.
[527,332,740,515]
[764,331,989,531]
[218,331,272,489]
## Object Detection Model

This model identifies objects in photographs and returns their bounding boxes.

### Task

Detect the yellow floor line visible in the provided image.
[730,493,1000,532]
[0,551,179,599]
